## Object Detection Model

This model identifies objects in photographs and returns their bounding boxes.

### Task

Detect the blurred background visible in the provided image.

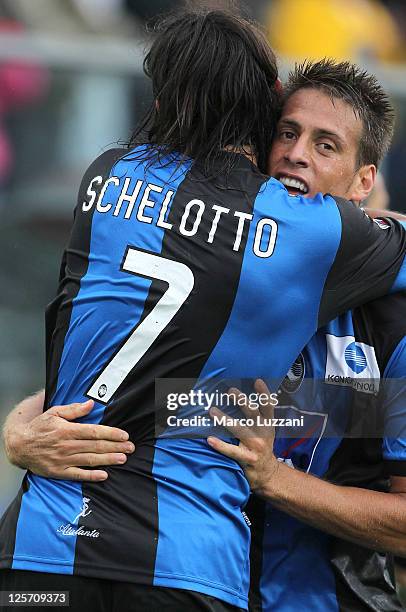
[1,0,406,512]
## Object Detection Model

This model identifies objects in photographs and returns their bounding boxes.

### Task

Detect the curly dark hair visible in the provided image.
[284,58,395,168]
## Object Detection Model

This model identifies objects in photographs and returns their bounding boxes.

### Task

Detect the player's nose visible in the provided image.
[284,138,310,167]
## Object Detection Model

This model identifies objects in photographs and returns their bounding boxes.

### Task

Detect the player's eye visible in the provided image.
[279,130,296,141]
[317,142,335,152]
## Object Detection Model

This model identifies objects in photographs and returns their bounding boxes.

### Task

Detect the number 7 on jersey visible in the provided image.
[86,247,195,404]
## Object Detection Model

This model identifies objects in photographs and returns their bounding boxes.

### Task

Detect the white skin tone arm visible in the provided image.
[2,390,134,481]
[207,380,406,557]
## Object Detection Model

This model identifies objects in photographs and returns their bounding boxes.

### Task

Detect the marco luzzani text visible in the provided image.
[165,390,304,429]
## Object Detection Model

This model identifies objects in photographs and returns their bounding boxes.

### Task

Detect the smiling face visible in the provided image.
[269,88,376,202]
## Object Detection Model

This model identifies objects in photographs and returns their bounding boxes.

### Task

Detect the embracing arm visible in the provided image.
[255,462,406,556]
[3,390,45,468]
[2,391,134,481]
[208,381,406,557]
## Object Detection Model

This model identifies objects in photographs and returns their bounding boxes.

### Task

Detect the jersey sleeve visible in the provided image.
[382,335,406,476]
[390,221,406,293]
[318,197,406,327]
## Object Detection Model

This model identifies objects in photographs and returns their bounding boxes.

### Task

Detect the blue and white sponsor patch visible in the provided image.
[325,334,380,394]
[344,341,368,374]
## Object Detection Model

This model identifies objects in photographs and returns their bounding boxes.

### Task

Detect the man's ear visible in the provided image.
[349,164,376,202]
[155,99,159,111]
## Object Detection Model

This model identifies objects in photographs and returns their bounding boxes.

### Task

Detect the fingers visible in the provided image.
[67,452,129,468]
[210,406,255,442]
[207,436,257,465]
[30,446,134,480]
[228,387,260,420]
[63,467,109,482]
[46,405,131,442]
[211,381,276,445]
[48,400,95,421]
[207,436,243,461]
[254,379,269,394]
[49,400,130,441]
[65,423,130,442]
[254,379,275,420]
[61,439,135,456]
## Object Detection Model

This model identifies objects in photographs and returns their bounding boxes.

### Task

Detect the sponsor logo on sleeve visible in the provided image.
[373,218,390,230]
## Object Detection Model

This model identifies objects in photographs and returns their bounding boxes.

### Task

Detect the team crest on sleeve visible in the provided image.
[281,353,305,394]
[325,334,380,394]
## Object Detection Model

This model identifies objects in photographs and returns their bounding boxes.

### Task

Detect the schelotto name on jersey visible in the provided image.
[83,175,278,258]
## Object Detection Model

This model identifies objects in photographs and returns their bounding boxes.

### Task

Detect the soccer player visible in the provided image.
[208,60,406,611]
[1,8,406,611]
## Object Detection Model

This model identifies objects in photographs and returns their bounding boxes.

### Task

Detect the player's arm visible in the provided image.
[393,479,406,607]
[208,380,406,556]
[249,454,406,556]
[2,390,134,481]
[318,197,406,325]
[364,207,406,222]
[3,390,45,467]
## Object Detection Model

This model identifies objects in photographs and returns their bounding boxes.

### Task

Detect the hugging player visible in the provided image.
[209,59,406,611]
[2,13,406,612]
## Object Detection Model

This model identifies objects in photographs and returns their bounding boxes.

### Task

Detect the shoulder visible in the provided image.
[82,147,128,179]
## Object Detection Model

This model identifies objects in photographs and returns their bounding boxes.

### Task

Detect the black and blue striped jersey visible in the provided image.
[248,291,406,612]
[1,147,406,609]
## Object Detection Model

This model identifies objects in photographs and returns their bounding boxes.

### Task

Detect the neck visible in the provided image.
[224,145,258,167]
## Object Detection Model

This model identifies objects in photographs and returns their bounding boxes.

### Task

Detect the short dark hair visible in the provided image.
[129,7,280,175]
[284,59,395,168]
